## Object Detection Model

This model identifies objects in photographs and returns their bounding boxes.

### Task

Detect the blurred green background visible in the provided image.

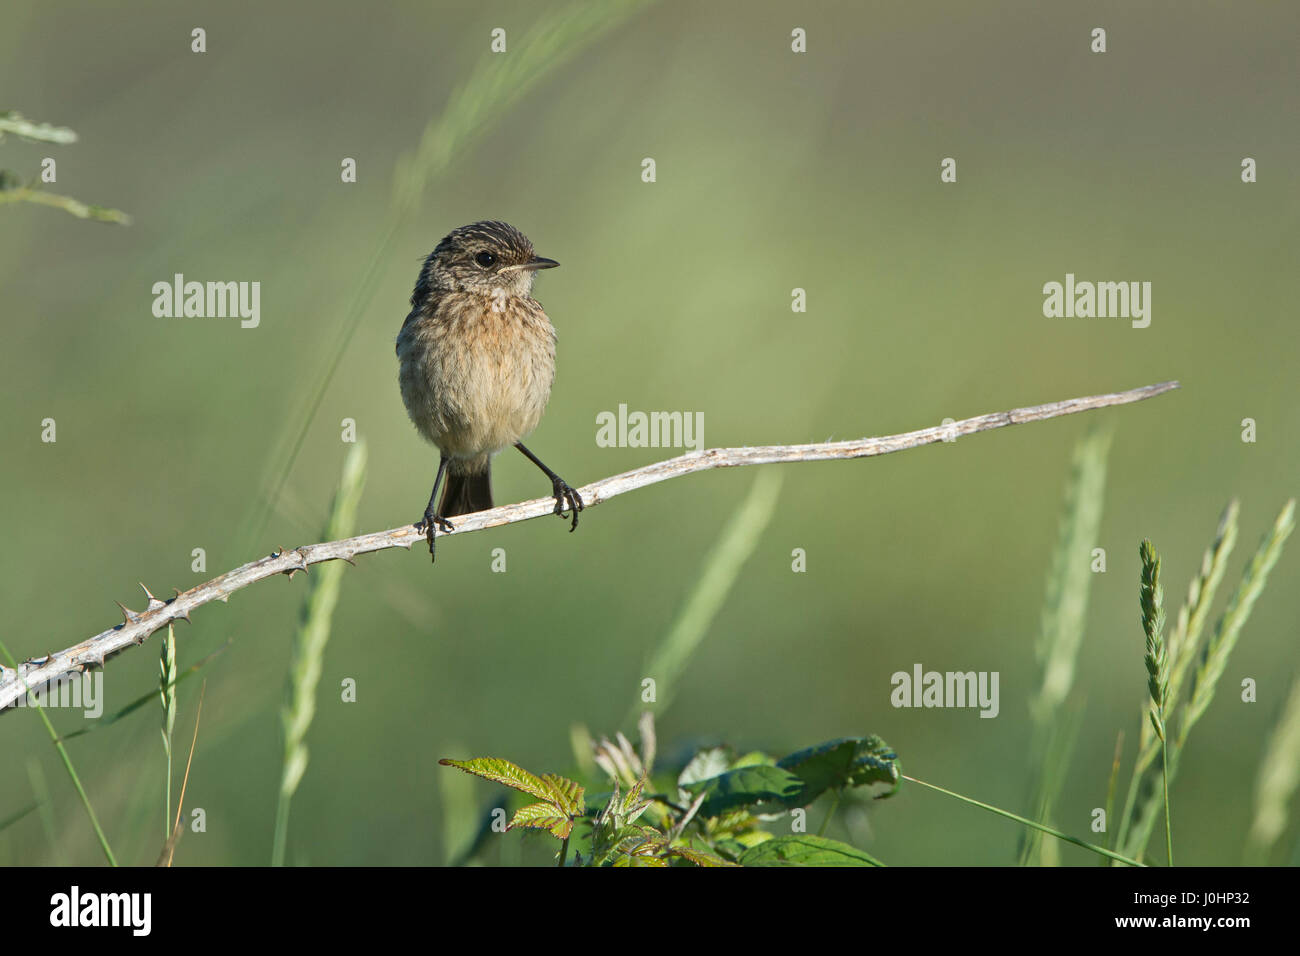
[1,0,1296,866]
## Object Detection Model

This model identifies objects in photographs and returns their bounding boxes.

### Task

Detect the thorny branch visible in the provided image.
[0,381,1179,713]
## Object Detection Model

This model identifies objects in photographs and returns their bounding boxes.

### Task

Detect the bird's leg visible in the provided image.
[514,442,583,532]
[416,455,455,561]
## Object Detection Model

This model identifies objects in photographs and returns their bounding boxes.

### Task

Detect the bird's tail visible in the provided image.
[439,466,493,518]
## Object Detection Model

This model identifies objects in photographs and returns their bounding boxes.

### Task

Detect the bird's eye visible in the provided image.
[474,251,497,268]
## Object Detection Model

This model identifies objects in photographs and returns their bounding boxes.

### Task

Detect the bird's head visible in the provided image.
[414,220,558,302]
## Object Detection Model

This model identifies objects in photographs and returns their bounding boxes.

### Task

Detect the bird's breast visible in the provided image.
[397,293,557,457]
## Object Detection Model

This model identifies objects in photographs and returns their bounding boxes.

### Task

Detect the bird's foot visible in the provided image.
[417,511,455,561]
[551,478,584,532]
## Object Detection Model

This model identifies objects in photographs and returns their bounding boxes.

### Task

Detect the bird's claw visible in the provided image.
[551,479,584,532]
[417,511,455,561]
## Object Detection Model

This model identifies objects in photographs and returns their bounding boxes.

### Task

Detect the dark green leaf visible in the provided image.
[777,735,901,803]
[683,764,804,817]
[738,835,884,867]
[775,738,859,803]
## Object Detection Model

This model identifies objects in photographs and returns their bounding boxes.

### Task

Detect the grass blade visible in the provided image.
[1116,501,1238,852]
[271,442,367,867]
[158,681,206,867]
[1166,501,1239,710]
[1139,540,1172,866]
[0,110,78,143]
[26,758,61,864]
[1020,427,1111,864]
[1180,500,1295,741]
[159,623,177,840]
[0,641,117,865]
[0,801,39,833]
[905,774,1142,866]
[1247,670,1300,863]
[1121,499,1295,860]
[57,639,230,742]
[629,468,782,726]
[1101,730,1124,863]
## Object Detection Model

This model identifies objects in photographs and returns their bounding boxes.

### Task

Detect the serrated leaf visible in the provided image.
[670,844,740,867]
[509,801,573,838]
[847,735,901,797]
[710,808,756,836]
[624,797,651,826]
[614,853,669,867]
[622,827,668,856]
[438,757,556,803]
[540,772,586,816]
[738,835,884,867]
[684,764,804,817]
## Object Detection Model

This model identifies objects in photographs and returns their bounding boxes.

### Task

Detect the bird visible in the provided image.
[396,220,583,560]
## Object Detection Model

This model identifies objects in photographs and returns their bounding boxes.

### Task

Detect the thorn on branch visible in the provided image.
[276,546,310,577]
[140,583,166,611]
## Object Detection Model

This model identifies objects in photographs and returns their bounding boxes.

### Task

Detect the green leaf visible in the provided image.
[677,746,732,795]
[709,809,755,836]
[509,801,573,839]
[618,785,651,827]
[619,825,667,855]
[540,773,586,817]
[439,759,587,842]
[684,764,804,817]
[439,757,563,804]
[614,854,669,867]
[738,835,884,867]
[669,844,740,867]
[734,829,773,847]
[776,735,901,804]
[843,735,902,798]
[776,738,858,802]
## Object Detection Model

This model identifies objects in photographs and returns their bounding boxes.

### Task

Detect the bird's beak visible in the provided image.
[521,256,559,271]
